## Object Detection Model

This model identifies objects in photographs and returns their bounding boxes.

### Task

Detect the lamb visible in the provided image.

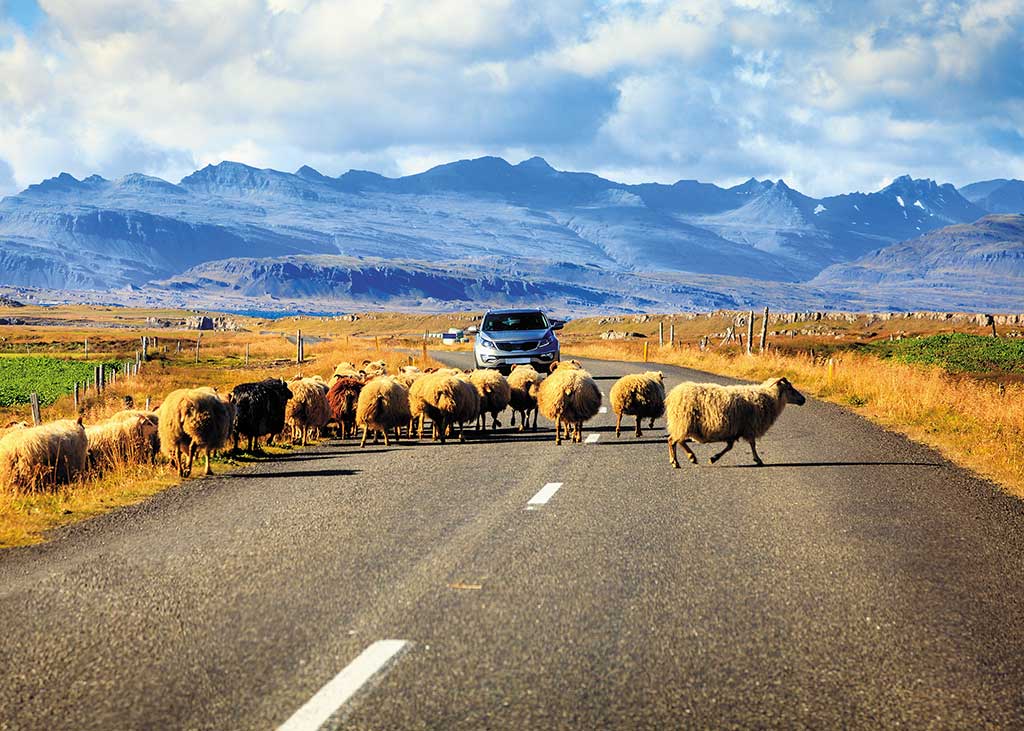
[469,369,511,431]
[230,378,293,452]
[537,361,602,445]
[610,371,666,438]
[356,376,412,447]
[0,418,88,491]
[157,388,235,477]
[326,376,363,439]
[86,411,160,470]
[666,377,806,468]
[285,377,332,446]
[507,364,544,432]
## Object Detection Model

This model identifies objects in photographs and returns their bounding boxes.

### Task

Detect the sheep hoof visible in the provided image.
[671,461,680,469]
[687,456,697,465]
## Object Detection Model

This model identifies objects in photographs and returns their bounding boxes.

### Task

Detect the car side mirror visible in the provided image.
[467,326,479,334]
[551,321,564,330]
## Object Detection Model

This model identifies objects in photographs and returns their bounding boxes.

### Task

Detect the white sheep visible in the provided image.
[0,417,88,491]
[469,369,511,431]
[536,361,602,445]
[507,364,544,432]
[157,388,235,477]
[286,377,332,446]
[666,377,806,467]
[356,376,412,447]
[86,410,160,470]
[610,371,665,438]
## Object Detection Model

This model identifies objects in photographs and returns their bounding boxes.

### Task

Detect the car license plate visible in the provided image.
[507,357,532,364]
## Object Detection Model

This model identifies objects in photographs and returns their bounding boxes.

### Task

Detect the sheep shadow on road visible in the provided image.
[720,460,942,469]
[238,468,361,479]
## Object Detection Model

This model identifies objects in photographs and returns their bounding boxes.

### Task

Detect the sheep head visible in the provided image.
[771,377,806,406]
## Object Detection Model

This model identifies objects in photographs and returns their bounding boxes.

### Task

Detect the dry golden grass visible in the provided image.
[568,339,1024,500]
[0,318,444,548]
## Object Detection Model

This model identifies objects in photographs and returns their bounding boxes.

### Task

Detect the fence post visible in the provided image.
[29,393,41,426]
[643,341,649,362]
[669,321,675,348]
[658,321,664,347]
[73,382,79,412]
[195,335,201,364]
[375,336,380,351]
[141,336,148,361]
[245,343,250,366]
[421,340,428,364]
[84,338,89,358]
[759,306,770,352]
[176,340,182,354]
[99,365,105,394]
[746,310,754,355]
[145,396,152,411]
[297,329,303,364]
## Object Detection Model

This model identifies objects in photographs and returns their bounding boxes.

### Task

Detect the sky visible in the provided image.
[0,0,1022,198]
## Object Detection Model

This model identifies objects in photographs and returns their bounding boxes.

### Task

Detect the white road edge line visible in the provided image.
[584,434,600,443]
[527,482,563,507]
[278,639,409,731]
[598,406,608,414]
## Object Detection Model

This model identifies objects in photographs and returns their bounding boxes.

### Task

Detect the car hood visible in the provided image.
[481,328,552,342]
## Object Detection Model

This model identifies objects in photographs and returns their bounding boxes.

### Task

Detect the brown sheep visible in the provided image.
[86,411,160,471]
[356,376,412,447]
[157,388,235,477]
[537,362,602,445]
[610,371,665,438]
[666,377,806,467]
[507,364,544,432]
[450,372,481,441]
[469,369,511,431]
[0,417,88,491]
[327,376,364,439]
[286,377,332,446]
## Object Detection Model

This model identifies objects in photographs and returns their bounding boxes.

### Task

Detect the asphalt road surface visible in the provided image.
[2,353,1024,730]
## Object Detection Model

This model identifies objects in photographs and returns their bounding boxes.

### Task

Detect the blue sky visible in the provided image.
[0,0,1022,197]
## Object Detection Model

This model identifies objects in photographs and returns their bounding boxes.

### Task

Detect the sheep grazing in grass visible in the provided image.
[469,369,511,431]
[285,377,332,446]
[158,388,235,477]
[327,376,364,439]
[666,377,806,468]
[507,364,544,432]
[610,371,666,438]
[537,361,602,445]
[356,376,411,447]
[230,379,293,452]
[86,411,160,471]
[0,418,88,491]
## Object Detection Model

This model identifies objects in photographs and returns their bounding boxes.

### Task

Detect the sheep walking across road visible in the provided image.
[286,377,331,447]
[158,388,235,477]
[230,379,292,453]
[666,377,806,468]
[357,376,412,447]
[610,371,665,438]
[507,364,544,432]
[537,361,602,445]
[470,369,511,431]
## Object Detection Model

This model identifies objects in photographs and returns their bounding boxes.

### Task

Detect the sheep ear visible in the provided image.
[549,361,560,373]
[362,360,372,366]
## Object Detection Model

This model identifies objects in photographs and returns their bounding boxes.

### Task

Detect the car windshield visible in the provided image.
[482,312,548,332]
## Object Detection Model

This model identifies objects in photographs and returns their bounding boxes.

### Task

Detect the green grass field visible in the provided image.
[865,334,1024,376]
[0,356,122,407]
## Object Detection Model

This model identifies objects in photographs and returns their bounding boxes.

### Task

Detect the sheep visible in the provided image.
[450,372,481,441]
[506,364,544,432]
[327,376,363,439]
[0,417,88,491]
[408,372,468,443]
[230,379,293,452]
[666,377,806,468]
[86,411,160,471]
[285,377,332,446]
[157,388,235,477]
[610,371,666,438]
[362,359,388,378]
[356,376,411,447]
[537,361,602,445]
[469,369,511,431]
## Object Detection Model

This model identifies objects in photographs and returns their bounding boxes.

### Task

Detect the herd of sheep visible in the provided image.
[0,356,806,491]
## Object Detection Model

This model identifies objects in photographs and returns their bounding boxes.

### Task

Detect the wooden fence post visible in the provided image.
[746,311,754,355]
[195,335,201,364]
[759,306,770,352]
[73,382,79,412]
[297,330,303,364]
[29,393,41,426]
[176,340,182,354]
[84,338,89,358]
[141,336,148,361]
[145,396,152,411]
[245,343,250,366]
[643,341,649,362]
[659,321,664,347]
[669,321,675,348]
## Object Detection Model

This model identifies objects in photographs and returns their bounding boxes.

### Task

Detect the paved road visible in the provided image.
[2,353,1024,730]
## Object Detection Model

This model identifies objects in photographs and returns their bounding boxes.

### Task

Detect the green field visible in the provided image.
[865,334,1024,376]
[0,356,122,407]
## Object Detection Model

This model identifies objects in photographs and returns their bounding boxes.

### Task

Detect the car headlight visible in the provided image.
[477,336,498,350]
[538,333,556,348]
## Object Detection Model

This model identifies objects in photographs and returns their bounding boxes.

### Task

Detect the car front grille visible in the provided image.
[496,340,538,352]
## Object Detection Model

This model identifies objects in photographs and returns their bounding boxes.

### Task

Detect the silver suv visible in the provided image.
[471,309,563,373]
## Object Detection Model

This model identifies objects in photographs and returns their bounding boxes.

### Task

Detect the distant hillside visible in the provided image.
[959,179,1024,214]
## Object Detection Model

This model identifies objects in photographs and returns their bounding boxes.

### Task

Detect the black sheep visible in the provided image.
[230,378,293,452]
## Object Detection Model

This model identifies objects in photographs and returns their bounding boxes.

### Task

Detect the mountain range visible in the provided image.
[0,156,1021,314]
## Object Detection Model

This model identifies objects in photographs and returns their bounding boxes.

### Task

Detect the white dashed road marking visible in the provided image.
[598,407,608,414]
[527,482,563,508]
[584,434,600,444]
[278,640,409,731]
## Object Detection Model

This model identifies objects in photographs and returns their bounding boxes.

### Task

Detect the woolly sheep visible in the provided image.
[356,376,411,447]
[506,364,544,432]
[86,411,159,471]
[537,362,602,445]
[327,376,363,439]
[0,417,88,491]
[362,359,388,378]
[666,377,806,468]
[331,361,363,383]
[285,377,332,446]
[157,388,235,477]
[408,372,465,443]
[610,371,665,438]
[450,372,481,441]
[469,369,511,431]
[230,379,293,452]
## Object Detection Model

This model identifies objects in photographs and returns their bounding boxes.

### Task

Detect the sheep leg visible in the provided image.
[649,418,656,429]
[458,422,466,443]
[392,426,400,444]
[636,415,644,438]
[615,413,622,438]
[232,432,239,452]
[382,429,390,447]
[746,437,764,466]
[554,417,562,445]
[185,443,197,477]
[575,422,583,443]
[679,438,698,465]
[437,418,446,444]
[669,438,680,468]
[359,426,369,448]
[709,440,735,464]
[532,409,538,432]
[373,429,379,444]
[492,412,500,429]
[204,449,213,476]
[510,411,517,427]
